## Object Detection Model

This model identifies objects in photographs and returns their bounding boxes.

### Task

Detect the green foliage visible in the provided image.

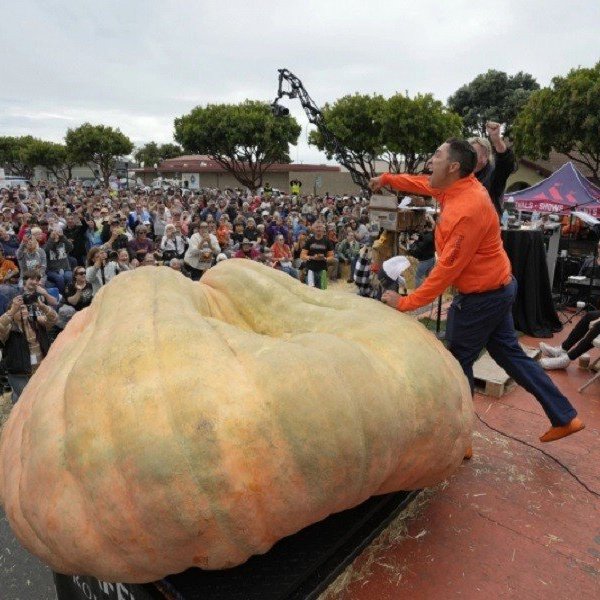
[21,139,76,183]
[381,93,462,173]
[308,93,386,179]
[0,136,36,179]
[134,142,183,167]
[65,123,134,185]
[448,69,539,136]
[308,92,461,175]
[174,100,301,191]
[513,62,600,179]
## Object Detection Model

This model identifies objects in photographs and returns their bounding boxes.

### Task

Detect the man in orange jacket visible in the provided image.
[369,138,584,445]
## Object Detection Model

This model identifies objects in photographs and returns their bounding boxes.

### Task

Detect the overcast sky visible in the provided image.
[1,0,598,164]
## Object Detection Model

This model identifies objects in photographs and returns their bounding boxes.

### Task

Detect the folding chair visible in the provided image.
[578,335,600,392]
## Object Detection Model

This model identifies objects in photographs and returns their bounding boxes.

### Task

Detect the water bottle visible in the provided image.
[501,209,509,228]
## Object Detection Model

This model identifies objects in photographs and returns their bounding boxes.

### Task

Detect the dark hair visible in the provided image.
[23,269,41,282]
[445,138,477,178]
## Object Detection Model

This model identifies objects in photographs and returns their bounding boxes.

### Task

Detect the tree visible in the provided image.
[448,69,539,136]
[134,142,183,167]
[22,140,77,184]
[380,93,462,173]
[513,62,600,180]
[0,136,36,179]
[174,100,301,191]
[308,93,386,182]
[65,123,134,186]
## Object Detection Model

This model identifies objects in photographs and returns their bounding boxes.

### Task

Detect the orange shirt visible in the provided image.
[0,258,18,282]
[380,173,512,312]
[271,242,292,261]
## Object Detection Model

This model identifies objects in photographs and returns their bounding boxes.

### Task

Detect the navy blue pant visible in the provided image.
[446,277,577,427]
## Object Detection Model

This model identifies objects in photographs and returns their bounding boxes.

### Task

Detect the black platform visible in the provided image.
[54,490,418,600]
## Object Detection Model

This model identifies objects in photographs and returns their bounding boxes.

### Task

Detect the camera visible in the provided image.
[271,102,289,117]
[23,293,40,307]
[23,292,41,320]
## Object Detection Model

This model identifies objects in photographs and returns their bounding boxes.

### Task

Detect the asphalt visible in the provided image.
[1,507,55,599]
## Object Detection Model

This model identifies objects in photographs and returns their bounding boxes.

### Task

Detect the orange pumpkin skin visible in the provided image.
[0,261,472,583]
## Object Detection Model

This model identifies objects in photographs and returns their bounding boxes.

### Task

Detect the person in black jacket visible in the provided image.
[0,270,58,403]
[408,214,436,287]
[470,121,515,217]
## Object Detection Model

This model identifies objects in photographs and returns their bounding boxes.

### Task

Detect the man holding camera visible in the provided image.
[0,270,58,403]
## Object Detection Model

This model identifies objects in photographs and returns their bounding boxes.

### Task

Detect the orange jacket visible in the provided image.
[380,173,512,312]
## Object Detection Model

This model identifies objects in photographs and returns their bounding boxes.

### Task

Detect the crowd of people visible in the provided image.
[0,180,400,401]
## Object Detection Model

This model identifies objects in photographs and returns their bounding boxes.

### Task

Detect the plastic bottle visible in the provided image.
[501,209,509,228]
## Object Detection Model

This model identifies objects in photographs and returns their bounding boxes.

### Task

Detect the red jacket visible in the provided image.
[380,173,512,312]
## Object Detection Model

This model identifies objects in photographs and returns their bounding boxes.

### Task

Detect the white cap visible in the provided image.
[382,256,411,282]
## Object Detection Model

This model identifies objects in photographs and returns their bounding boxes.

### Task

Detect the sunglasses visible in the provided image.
[75,270,86,275]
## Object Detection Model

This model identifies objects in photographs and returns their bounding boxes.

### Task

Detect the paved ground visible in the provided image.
[0,509,55,599]
[322,322,600,599]
[1,394,55,599]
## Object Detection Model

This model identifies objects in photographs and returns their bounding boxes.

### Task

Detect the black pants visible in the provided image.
[186,265,205,281]
[562,310,600,360]
[446,277,577,427]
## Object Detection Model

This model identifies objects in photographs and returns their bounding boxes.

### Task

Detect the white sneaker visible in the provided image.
[539,342,566,358]
[540,354,571,370]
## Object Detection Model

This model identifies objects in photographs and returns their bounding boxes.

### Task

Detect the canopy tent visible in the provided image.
[504,162,600,217]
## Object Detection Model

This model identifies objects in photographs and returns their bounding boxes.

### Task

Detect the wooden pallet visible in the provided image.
[473,345,540,398]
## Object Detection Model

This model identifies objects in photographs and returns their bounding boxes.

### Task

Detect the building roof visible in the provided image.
[520,150,598,183]
[133,155,340,174]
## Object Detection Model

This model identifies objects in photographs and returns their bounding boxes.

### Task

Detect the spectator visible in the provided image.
[408,215,436,288]
[292,231,308,271]
[540,312,600,370]
[86,247,113,294]
[470,121,515,217]
[44,227,74,294]
[84,216,103,250]
[17,233,47,285]
[244,218,259,242]
[128,225,154,263]
[266,215,289,246]
[102,216,130,252]
[59,266,94,328]
[335,230,361,283]
[112,248,134,274]
[169,258,183,272]
[63,212,88,266]
[0,271,58,403]
[142,253,158,267]
[151,201,171,239]
[0,226,20,258]
[300,222,335,289]
[234,239,260,260]
[231,221,246,247]
[184,222,220,280]
[128,201,151,231]
[216,214,232,248]
[160,224,187,262]
[0,247,19,285]
[271,234,298,278]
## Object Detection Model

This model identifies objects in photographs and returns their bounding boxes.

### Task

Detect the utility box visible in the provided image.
[369,194,398,211]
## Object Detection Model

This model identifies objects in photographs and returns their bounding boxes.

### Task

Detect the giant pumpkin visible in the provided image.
[0,261,472,583]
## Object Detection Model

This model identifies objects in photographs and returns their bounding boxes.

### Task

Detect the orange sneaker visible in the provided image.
[539,417,585,443]
[463,445,473,460]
